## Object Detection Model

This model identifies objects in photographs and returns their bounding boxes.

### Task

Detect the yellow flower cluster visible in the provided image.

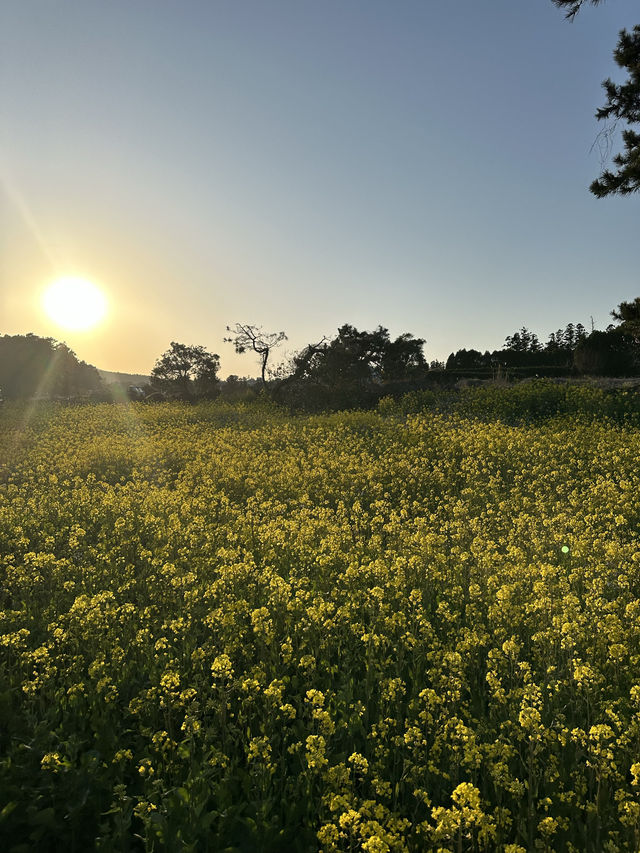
[1,398,640,851]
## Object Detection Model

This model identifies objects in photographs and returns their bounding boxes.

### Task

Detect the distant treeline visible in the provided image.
[2,297,639,406]
[444,321,635,378]
[271,297,640,410]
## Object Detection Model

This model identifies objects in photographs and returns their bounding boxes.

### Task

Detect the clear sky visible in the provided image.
[1,0,638,377]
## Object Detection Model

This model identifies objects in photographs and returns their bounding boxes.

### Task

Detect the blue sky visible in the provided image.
[1,0,638,375]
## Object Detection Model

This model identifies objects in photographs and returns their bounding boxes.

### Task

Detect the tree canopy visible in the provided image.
[277,325,427,410]
[0,334,103,399]
[553,1,640,196]
[150,342,220,400]
[591,25,640,197]
[290,326,426,386]
[611,296,640,340]
[224,324,287,386]
[574,328,637,375]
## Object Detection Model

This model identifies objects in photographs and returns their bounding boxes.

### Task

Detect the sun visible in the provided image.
[42,276,108,331]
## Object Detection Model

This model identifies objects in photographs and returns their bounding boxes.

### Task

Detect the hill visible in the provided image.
[98,369,151,388]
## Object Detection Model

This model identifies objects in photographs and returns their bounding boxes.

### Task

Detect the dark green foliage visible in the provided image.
[553,3,640,197]
[496,323,588,374]
[552,0,605,21]
[445,324,589,380]
[445,349,491,371]
[611,296,640,341]
[379,332,427,380]
[150,342,220,400]
[591,26,640,197]
[0,334,103,400]
[504,327,541,353]
[277,325,426,411]
[219,375,259,403]
[574,329,637,375]
[274,301,639,412]
[379,377,640,424]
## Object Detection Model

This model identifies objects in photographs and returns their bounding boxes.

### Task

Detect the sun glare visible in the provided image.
[42,277,107,331]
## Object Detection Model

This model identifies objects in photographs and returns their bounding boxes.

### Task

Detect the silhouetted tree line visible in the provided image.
[446,323,587,375]
[3,298,639,406]
[0,334,103,400]
[446,301,640,381]
[269,299,640,411]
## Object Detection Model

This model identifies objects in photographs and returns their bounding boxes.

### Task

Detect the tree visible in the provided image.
[504,327,540,353]
[544,323,586,354]
[563,322,577,350]
[552,0,605,21]
[277,325,427,411]
[611,296,640,340]
[445,349,490,371]
[553,2,640,196]
[380,331,427,380]
[573,329,636,374]
[150,342,220,400]
[224,324,287,386]
[296,325,426,387]
[0,333,103,399]
[590,26,640,197]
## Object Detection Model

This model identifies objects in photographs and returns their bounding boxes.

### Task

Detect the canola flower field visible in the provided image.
[1,390,640,852]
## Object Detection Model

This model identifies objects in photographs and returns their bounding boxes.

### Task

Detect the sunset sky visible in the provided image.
[1,0,638,377]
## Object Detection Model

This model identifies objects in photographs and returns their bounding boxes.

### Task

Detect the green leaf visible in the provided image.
[0,801,17,821]
[29,807,55,827]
